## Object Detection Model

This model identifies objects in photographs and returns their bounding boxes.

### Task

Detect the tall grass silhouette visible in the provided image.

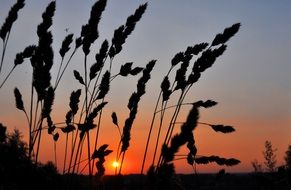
[1,0,241,189]
[0,0,26,88]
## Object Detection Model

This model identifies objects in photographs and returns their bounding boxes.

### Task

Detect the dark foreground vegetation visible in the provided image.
[1,128,290,190]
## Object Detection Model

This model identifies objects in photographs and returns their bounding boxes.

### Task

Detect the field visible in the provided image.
[2,171,291,190]
[0,1,290,190]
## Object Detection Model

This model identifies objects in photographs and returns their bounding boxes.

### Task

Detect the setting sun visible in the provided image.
[112,161,120,168]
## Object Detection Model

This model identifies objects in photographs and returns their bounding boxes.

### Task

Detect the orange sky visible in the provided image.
[1,54,290,175]
[5,100,289,175]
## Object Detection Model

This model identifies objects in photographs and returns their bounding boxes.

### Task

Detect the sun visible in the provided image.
[112,161,120,168]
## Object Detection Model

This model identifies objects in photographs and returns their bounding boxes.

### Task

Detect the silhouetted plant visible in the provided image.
[118,60,156,174]
[0,0,25,78]
[263,140,277,172]
[61,89,81,173]
[1,1,243,189]
[0,123,6,142]
[0,128,63,190]
[285,145,291,170]
[252,159,263,173]
[0,45,36,88]
[2,0,149,180]
[92,144,113,179]
[252,141,291,190]
[141,23,240,175]
[135,23,241,190]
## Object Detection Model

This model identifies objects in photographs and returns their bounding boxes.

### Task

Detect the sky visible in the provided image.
[0,0,290,175]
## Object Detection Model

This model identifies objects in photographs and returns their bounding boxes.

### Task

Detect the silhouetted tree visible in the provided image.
[285,145,291,170]
[0,128,60,190]
[263,140,277,172]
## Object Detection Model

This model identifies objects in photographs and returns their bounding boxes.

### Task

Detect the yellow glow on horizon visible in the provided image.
[112,161,120,168]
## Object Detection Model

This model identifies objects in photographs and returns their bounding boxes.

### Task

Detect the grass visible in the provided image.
[1,128,291,189]
[0,0,245,189]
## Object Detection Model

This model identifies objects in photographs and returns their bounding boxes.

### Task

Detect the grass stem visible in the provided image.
[0,65,16,88]
[0,31,10,75]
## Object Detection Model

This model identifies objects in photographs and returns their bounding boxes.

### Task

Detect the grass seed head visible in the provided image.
[82,0,107,55]
[211,23,241,46]
[41,86,55,118]
[69,89,81,115]
[90,40,108,80]
[37,1,56,38]
[185,43,209,56]
[0,0,25,41]
[73,70,85,85]
[59,33,74,58]
[14,88,24,111]
[96,71,110,100]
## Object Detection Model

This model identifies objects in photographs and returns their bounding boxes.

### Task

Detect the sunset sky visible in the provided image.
[0,0,290,175]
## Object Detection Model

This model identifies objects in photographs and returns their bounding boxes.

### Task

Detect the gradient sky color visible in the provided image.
[0,0,290,174]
